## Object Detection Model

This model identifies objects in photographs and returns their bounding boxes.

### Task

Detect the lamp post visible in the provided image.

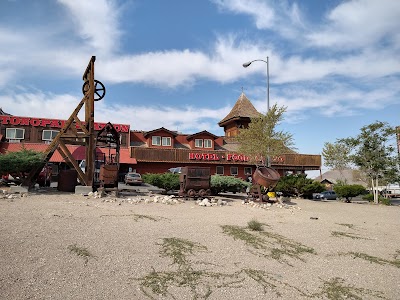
[243,56,270,167]
[242,56,269,111]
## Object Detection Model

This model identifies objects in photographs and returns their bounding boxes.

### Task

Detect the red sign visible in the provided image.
[0,115,130,133]
[189,153,249,162]
[189,153,220,161]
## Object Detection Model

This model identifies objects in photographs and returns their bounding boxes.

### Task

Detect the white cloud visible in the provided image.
[57,0,121,54]
[0,89,230,135]
[307,0,400,49]
[212,0,307,40]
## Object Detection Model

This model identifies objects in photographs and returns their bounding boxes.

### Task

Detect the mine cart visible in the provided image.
[179,166,211,198]
[248,166,280,202]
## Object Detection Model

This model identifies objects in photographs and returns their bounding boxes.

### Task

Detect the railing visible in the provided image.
[131,147,321,168]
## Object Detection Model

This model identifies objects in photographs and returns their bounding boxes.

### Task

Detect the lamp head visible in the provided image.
[242,61,252,68]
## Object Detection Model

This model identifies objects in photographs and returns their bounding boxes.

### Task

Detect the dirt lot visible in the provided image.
[0,189,399,299]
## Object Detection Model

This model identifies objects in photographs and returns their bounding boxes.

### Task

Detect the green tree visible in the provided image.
[322,141,352,182]
[236,104,295,166]
[0,148,44,179]
[275,174,325,198]
[340,121,398,204]
[334,184,366,203]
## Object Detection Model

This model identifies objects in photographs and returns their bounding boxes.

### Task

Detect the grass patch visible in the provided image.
[342,251,400,268]
[221,224,315,264]
[336,223,356,230]
[315,277,387,300]
[67,244,95,265]
[100,213,169,222]
[247,219,264,231]
[158,237,208,267]
[135,237,295,299]
[331,231,369,240]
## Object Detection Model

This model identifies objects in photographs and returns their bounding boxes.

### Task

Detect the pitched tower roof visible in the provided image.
[218,92,260,127]
[0,108,11,116]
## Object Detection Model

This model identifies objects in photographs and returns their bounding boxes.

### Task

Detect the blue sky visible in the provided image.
[1,0,399,176]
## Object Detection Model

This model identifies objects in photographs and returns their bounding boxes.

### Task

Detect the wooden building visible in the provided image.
[129,93,321,179]
[0,93,321,181]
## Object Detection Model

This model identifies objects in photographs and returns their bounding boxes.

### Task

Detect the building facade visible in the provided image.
[0,93,321,181]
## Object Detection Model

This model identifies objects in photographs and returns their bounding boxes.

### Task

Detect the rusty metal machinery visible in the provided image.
[95,122,120,189]
[23,56,108,190]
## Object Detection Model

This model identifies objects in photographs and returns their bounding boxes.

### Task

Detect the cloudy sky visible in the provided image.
[1,0,399,176]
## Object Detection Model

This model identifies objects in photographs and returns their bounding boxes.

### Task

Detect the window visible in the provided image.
[195,139,203,148]
[42,130,59,141]
[230,167,238,176]
[216,166,224,175]
[162,137,171,146]
[204,139,212,148]
[152,136,161,146]
[244,167,252,175]
[6,128,24,140]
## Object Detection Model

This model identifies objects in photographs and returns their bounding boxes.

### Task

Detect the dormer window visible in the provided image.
[152,136,172,146]
[204,139,212,148]
[195,139,203,148]
[152,136,161,145]
[162,137,171,146]
[195,138,212,148]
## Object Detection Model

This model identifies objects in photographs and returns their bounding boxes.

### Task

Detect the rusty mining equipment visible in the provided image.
[22,56,119,193]
[178,166,212,198]
[247,166,281,202]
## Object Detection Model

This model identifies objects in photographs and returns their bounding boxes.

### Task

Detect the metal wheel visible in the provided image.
[82,80,106,101]
[187,189,196,197]
[198,189,207,197]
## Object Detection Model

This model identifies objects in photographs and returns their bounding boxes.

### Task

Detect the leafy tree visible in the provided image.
[0,148,44,179]
[275,174,325,198]
[236,104,295,166]
[334,184,366,203]
[322,141,352,182]
[301,181,326,199]
[340,121,399,204]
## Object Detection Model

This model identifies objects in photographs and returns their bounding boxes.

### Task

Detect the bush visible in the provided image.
[275,174,324,198]
[301,181,326,199]
[141,173,249,195]
[210,175,249,195]
[247,219,263,231]
[334,184,366,202]
[142,173,180,192]
[362,193,391,205]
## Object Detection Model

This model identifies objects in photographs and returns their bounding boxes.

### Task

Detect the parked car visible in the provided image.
[124,172,143,185]
[314,191,337,200]
[168,167,182,174]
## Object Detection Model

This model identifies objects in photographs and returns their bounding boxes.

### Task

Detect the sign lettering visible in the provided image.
[0,115,130,133]
[189,153,249,162]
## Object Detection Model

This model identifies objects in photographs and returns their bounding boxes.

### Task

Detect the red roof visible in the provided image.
[0,143,136,164]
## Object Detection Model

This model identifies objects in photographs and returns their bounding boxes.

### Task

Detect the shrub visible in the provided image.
[142,173,180,192]
[379,197,391,206]
[362,193,391,205]
[275,174,324,198]
[247,219,263,231]
[301,181,326,199]
[334,184,366,203]
[210,175,249,195]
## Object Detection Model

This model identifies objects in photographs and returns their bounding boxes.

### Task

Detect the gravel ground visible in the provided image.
[0,189,399,300]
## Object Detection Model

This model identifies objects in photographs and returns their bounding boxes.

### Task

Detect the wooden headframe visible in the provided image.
[23,56,98,187]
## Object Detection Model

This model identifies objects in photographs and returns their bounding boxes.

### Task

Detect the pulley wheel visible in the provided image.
[82,80,106,101]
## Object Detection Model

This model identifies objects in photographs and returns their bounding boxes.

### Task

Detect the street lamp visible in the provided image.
[242,56,269,111]
[243,56,270,167]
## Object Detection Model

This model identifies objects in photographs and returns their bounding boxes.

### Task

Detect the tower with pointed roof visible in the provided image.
[218,92,260,137]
